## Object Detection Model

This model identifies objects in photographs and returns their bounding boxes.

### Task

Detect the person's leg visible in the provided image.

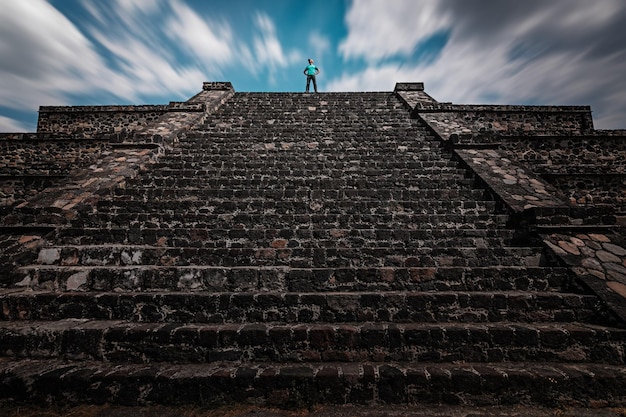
[312,75,317,93]
[306,76,311,92]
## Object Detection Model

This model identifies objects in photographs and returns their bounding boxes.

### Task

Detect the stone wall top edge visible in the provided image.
[493,135,626,142]
[0,133,111,141]
[231,91,395,95]
[595,129,626,136]
[202,81,234,91]
[0,133,37,139]
[38,104,170,113]
[394,82,425,91]
[417,105,592,113]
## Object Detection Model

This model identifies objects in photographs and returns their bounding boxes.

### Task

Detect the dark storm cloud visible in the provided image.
[335,0,626,128]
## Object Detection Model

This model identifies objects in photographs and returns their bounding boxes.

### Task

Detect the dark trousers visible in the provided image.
[306,75,317,93]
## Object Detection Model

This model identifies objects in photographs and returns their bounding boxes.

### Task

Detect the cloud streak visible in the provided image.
[0,0,303,131]
[0,0,624,131]
[332,0,626,129]
[339,0,449,62]
[0,1,104,111]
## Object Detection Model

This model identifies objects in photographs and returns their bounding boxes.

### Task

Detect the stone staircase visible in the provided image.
[1,91,625,408]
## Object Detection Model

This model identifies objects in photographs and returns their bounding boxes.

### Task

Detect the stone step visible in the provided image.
[193,127,425,136]
[56,227,515,247]
[170,142,444,152]
[173,142,440,153]
[203,115,418,121]
[238,101,403,109]
[72,212,510,230]
[176,129,435,137]
[2,209,508,230]
[105,197,494,215]
[150,159,458,170]
[111,183,484,195]
[119,172,473,184]
[1,320,623,365]
[157,149,450,161]
[126,167,468,180]
[93,199,502,217]
[182,126,429,135]
[196,113,419,122]
[1,359,625,407]
[13,265,566,292]
[120,179,484,192]
[529,206,618,226]
[142,162,464,177]
[198,119,418,129]
[0,206,70,226]
[30,245,544,268]
[0,290,599,324]
[217,98,409,106]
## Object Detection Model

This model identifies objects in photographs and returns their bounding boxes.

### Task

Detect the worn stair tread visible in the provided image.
[1,320,624,365]
[4,90,624,409]
[57,226,515,237]
[2,358,625,382]
[11,264,568,293]
[110,191,491,200]
[0,289,600,324]
[32,244,541,252]
[1,358,625,407]
[55,228,517,246]
[80,212,508,227]
[1,319,622,341]
[23,245,545,269]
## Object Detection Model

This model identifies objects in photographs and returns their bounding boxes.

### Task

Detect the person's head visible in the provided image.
[308,59,314,64]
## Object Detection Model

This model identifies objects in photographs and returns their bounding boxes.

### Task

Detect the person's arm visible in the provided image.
[315,67,320,75]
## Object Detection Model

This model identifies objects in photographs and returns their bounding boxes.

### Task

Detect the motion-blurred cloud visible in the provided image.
[1,0,625,131]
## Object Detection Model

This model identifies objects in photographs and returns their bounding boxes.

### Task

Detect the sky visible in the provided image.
[1,0,626,132]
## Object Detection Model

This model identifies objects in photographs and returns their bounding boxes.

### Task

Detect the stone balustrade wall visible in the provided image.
[0,135,110,208]
[0,177,59,208]
[498,135,626,175]
[546,175,625,207]
[495,135,626,207]
[418,106,624,209]
[37,105,170,137]
[419,106,594,143]
[0,136,108,176]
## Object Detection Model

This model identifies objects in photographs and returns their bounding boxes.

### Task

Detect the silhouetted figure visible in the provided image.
[303,58,320,93]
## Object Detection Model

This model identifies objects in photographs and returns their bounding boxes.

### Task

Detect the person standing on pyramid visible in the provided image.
[303,58,320,93]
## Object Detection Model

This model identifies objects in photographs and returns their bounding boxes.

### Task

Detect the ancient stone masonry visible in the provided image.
[396,82,626,324]
[37,105,170,138]
[0,135,108,208]
[1,81,626,410]
[0,83,235,294]
[416,105,594,139]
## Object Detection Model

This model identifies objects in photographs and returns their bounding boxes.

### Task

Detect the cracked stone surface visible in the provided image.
[544,232,626,322]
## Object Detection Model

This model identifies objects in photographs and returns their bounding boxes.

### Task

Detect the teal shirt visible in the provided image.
[305,64,319,76]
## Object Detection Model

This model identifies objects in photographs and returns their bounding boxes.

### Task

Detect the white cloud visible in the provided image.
[253,13,301,67]
[0,0,307,117]
[0,116,33,133]
[81,0,240,100]
[326,64,420,92]
[167,1,236,66]
[339,0,449,62]
[0,0,106,110]
[333,0,626,128]
[251,12,303,85]
[116,0,163,15]
[308,32,331,63]
[253,13,288,68]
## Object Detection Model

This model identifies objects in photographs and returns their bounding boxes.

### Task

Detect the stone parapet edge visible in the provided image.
[407,85,626,327]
